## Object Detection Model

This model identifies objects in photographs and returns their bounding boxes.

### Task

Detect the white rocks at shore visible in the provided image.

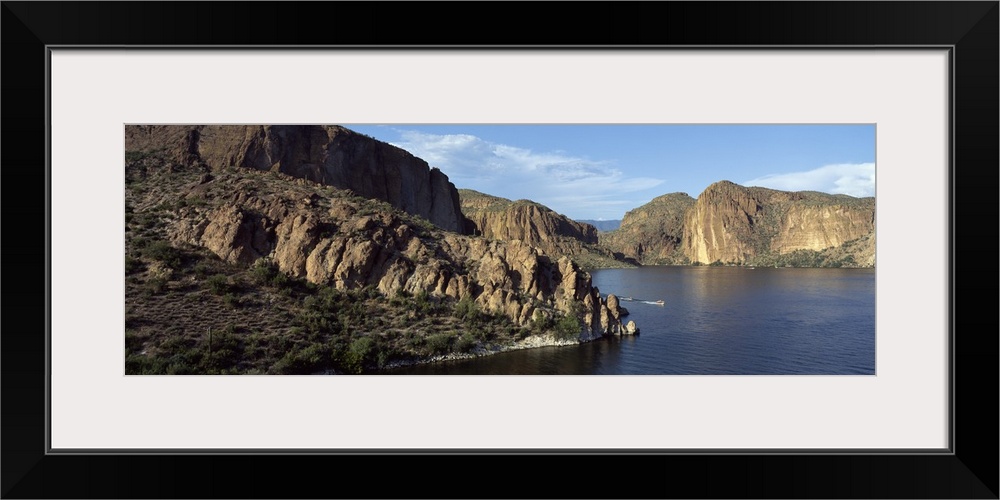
[379,330,600,370]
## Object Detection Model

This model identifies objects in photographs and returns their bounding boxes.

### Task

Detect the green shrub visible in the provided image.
[454,332,477,353]
[271,271,290,288]
[125,353,169,374]
[205,274,230,295]
[250,258,278,285]
[145,276,168,295]
[349,337,375,358]
[531,310,555,335]
[124,329,146,352]
[426,333,453,356]
[553,313,581,341]
[193,261,213,278]
[471,326,491,342]
[316,285,343,307]
[142,240,182,268]
[296,309,334,335]
[343,336,376,374]
[124,256,144,274]
[223,293,240,308]
[454,296,482,324]
[375,349,392,369]
[302,295,319,310]
[413,290,434,315]
[204,326,242,372]
[272,343,330,374]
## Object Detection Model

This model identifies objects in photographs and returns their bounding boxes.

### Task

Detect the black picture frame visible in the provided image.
[3,2,997,498]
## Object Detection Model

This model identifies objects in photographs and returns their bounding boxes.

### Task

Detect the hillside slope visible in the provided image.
[125,125,465,232]
[124,153,634,374]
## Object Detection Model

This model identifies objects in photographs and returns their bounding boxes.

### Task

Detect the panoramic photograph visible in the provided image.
[124,124,875,375]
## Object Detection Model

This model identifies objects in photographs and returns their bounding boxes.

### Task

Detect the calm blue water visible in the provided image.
[387,267,876,375]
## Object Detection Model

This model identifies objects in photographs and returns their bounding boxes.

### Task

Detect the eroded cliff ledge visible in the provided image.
[459,189,628,270]
[125,125,465,233]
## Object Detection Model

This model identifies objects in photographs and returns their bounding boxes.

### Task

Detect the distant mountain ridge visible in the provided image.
[575,219,621,232]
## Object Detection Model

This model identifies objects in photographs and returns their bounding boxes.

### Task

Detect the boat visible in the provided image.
[654,300,665,305]
[622,296,633,301]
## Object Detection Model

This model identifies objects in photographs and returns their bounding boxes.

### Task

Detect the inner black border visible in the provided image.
[3,2,997,498]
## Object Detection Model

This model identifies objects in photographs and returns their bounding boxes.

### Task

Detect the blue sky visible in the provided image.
[345,125,875,221]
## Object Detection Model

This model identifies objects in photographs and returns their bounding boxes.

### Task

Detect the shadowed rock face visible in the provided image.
[599,192,696,264]
[165,174,626,338]
[125,125,465,233]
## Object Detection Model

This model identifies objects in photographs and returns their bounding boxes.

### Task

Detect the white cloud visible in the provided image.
[391,130,664,220]
[743,163,875,198]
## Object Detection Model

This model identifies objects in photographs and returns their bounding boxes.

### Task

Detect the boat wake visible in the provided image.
[616,296,664,306]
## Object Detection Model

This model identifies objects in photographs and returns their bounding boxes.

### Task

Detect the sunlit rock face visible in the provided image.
[679,181,874,265]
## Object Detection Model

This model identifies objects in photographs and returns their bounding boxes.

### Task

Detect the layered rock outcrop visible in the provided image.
[681,181,765,264]
[167,171,629,339]
[460,189,598,245]
[125,125,464,233]
[681,181,875,265]
[458,189,626,269]
[598,182,874,267]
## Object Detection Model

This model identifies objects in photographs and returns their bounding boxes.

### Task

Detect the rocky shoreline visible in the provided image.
[125,125,641,375]
[375,330,603,372]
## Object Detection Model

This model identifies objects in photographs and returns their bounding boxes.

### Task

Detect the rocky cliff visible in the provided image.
[125,157,636,373]
[597,182,874,267]
[124,125,465,233]
[459,189,627,270]
[599,193,696,265]
[460,189,598,242]
[135,160,629,336]
[680,181,875,266]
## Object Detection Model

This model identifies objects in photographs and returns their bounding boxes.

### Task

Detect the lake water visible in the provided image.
[386,266,876,375]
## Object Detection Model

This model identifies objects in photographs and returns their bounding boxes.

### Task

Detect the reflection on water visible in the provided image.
[386,267,876,375]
